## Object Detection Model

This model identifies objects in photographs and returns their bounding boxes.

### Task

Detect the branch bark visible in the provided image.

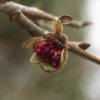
[68,42,100,64]
[0,0,100,65]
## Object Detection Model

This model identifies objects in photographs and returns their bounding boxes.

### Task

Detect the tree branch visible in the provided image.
[0,0,100,65]
[68,42,100,64]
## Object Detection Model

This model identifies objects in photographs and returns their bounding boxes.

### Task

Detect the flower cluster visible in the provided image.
[23,15,73,72]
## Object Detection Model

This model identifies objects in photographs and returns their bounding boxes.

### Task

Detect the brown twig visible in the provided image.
[68,42,100,64]
[0,0,100,65]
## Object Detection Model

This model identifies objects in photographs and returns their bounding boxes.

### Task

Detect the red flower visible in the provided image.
[33,38,63,68]
[22,15,72,72]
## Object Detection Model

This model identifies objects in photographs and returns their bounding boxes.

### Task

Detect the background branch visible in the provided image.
[0,0,100,65]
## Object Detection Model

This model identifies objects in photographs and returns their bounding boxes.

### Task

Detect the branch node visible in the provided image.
[9,9,21,21]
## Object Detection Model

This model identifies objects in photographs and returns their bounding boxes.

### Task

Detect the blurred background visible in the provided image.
[0,0,100,100]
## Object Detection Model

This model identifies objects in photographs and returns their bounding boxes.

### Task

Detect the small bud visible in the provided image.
[79,42,90,49]
[60,15,73,24]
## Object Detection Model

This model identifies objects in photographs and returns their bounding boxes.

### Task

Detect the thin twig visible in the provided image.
[12,12,46,36]
[67,20,92,28]
[68,42,100,64]
[0,0,100,65]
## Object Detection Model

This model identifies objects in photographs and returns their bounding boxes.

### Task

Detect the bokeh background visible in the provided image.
[0,0,100,100]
